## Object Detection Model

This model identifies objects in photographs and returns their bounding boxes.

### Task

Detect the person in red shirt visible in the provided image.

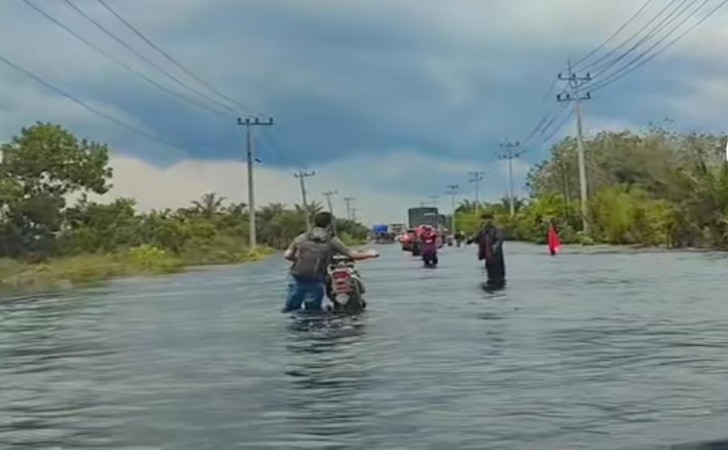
[420,225,439,266]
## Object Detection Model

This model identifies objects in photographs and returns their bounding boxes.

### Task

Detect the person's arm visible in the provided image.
[331,237,378,261]
[283,234,304,261]
[466,228,482,245]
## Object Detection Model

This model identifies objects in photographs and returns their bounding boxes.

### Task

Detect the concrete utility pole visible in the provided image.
[237,116,273,251]
[446,184,459,234]
[498,141,520,216]
[343,196,354,221]
[322,190,338,234]
[557,58,591,234]
[294,170,316,230]
[468,171,485,209]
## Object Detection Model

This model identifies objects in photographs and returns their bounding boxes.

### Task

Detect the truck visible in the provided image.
[407,206,439,229]
[407,207,444,252]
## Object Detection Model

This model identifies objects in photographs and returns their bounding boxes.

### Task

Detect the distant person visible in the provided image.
[467,212,506,289]
[547,219,561,256]
[455,230,465,247]
[282,211,378,313]
[420,225,439,266]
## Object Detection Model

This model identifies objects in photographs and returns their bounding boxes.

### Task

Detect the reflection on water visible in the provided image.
[283,315,369,447]
[1,244,728,449]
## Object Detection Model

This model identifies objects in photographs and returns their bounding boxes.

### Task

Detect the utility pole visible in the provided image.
[322,190,338,234]
[429,195,439,208]
[343,196,354,221]
[351,207,359,223]
[294,170,316,230]
[557,58,591,234]
[468,171,484,210]
[237,116,273,251]
[498,141,520,216]
[446,184,459,234]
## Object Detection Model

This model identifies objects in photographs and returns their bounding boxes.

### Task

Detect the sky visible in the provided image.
[0,0,727,224]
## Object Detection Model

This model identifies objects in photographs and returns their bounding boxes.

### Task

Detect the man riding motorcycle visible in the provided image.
[420,225,439,266]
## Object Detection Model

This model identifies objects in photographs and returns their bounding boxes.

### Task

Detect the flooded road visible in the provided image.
[1,243,728,449]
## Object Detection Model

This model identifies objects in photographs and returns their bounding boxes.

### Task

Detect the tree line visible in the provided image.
[455,124,728,249]
[0,122,368,264]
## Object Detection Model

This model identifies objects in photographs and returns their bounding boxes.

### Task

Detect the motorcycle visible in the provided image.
[421,235,438,268]
[422,251,438,267]
[325,255,367,313]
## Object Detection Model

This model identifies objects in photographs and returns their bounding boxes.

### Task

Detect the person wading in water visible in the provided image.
[282,211,378,313]
[468,212,506,289]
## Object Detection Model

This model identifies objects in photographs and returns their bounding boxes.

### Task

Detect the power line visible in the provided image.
[498,141,520,216]
[445,184,459,234]
[557,61,591,234]
[571,0,658,69]
[589,0,727,92]
[519,0,695,147]
[343,197,355,221]
[96,0,262,115]
[237,116,274,252]
[532,107,575,151]
[294,170,315,230]
[322,190,338,234]
[0,50,199,153]
[519,0,656,146]
[20,0,226,115]
[590,0,706,76]
[578,0,684,73]
[62,0,232,114]
[468,171,485,208]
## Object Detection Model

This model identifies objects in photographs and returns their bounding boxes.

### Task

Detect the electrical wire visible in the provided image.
[96,0,264,116]
[0,51,203,154]
[520,0,722,152]
[62,0,233,114]
[532,107,575,151]
[589,0,727,92]
[20,0,227,115]
[571,0,657,70]
[589,0,704,76]
[519,0,661,146]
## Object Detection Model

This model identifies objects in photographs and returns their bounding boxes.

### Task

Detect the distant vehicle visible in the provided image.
[390,223,405,235]
[401,228,416,251]
[407,206,439,229]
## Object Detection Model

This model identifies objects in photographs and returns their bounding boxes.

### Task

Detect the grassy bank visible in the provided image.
[0,244,275,292]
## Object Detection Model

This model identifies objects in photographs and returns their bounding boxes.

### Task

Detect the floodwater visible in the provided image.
[1,243,728,449]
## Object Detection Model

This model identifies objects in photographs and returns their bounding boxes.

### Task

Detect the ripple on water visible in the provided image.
[1,244,728,449]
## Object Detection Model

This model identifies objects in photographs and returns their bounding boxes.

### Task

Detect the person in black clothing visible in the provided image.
[467,212,506,289]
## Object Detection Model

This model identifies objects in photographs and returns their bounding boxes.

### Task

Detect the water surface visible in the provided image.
[1,243,728,449]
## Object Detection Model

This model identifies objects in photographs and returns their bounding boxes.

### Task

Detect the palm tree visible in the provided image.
[456,199,480,213]
[499,196,526,214]
[294,201,324,218]
[192,192,225,218]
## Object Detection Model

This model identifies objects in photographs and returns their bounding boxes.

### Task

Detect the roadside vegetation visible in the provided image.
[455,124,728,249]
[0,122,368,291]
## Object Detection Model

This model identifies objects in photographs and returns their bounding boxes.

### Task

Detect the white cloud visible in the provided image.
[82,147,531,226]
[92,151,459,224]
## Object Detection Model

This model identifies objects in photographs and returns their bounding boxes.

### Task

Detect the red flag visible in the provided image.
[548,225,561,256]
